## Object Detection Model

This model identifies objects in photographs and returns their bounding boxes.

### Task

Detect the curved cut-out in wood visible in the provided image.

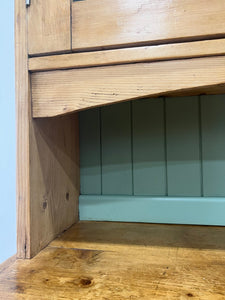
[32,56,225,118]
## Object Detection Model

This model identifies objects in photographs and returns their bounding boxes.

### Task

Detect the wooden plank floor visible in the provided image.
[1,222,225,299]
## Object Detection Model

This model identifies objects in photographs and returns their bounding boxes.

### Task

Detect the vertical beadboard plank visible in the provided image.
[133,98,166,196]
[166,96,201,196]
[79,108,101,194]
[101,102,132,195]
[202,94,225,196]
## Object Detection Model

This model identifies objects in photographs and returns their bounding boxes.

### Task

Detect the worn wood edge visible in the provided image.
[31,56,225,118]
[0,255,17,274]
[29,39,225,72]
[166,83,225,97]
[15,0,31,258]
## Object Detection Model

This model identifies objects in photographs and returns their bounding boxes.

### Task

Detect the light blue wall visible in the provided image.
[0,1,16,264]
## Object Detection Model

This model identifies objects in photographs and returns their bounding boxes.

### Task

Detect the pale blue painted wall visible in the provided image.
[0,1,16,264]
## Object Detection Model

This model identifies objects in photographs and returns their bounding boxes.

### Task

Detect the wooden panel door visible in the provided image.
[72,0,225,51]
[28,0,71,55]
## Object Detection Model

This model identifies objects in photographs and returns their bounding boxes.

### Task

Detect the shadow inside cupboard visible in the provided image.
[79,95,225,225]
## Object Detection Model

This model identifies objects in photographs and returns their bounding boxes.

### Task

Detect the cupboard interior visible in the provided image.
[28,92,225,258]
[79,94,225,226]
[19,0,225,260]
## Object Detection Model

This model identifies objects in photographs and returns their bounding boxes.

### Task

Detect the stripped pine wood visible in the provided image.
[29,115,80,257]
[0,255,16,274]
[32,56,225,118]
[51,221,225,252]
[1,222,225,299]
[15,0,31,258]
[16,0,80,259]
[15,0,225,263]
[72,0,225,50]
[29,39,225,72]
[28,0,71,55]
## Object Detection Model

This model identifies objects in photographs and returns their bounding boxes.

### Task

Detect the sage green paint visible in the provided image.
[79,108,101,194]
[79,195,225,226]
[79,94,225,225]
[101,102,132,195]
[133,98,166,196]
[201,94,225,196]
[166,97,201,196]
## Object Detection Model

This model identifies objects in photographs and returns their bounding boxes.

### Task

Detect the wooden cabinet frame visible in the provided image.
[16,1,80,258]
[16,0,225,258]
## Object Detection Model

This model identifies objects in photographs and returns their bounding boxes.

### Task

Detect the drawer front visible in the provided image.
[28,0,71,55]
[72,0,225,50]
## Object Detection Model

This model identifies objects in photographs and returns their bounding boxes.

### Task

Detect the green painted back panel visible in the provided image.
[201,95,225,196]
[166,97,201,196]
[133,98,166,196]
[80,195,225,226]
[79,108,101,194]
[79,94,225,202]
[101,102,132,195]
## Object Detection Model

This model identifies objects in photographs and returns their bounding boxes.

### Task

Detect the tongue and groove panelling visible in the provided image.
[79,108,101,195]
[201,95,225,196]
[166,97,202,196]
[132,98,166,196]
[101,102,133,195]
[79,95,225,197]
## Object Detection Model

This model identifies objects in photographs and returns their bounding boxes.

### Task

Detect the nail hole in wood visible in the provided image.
[66,192,70,201]
[187,293,193,297]
[79,277,93,287]
[42,201,47,210]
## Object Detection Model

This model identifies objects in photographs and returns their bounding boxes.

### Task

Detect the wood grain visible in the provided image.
[15,0,31,258]
[72,0,225,50]
[52,221,225,252]
[16,0,79,258]
[29,115,80,257]
[0,255,16,274]
[29,38,225,72]
[32,56,225,118]
[1,222,225,299]
[28,0,71,55]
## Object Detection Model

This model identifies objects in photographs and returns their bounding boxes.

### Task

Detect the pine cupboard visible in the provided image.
[27,0,71,55]
[27,0,225,55]
[16,0,225,258]
[71,0,225,51]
